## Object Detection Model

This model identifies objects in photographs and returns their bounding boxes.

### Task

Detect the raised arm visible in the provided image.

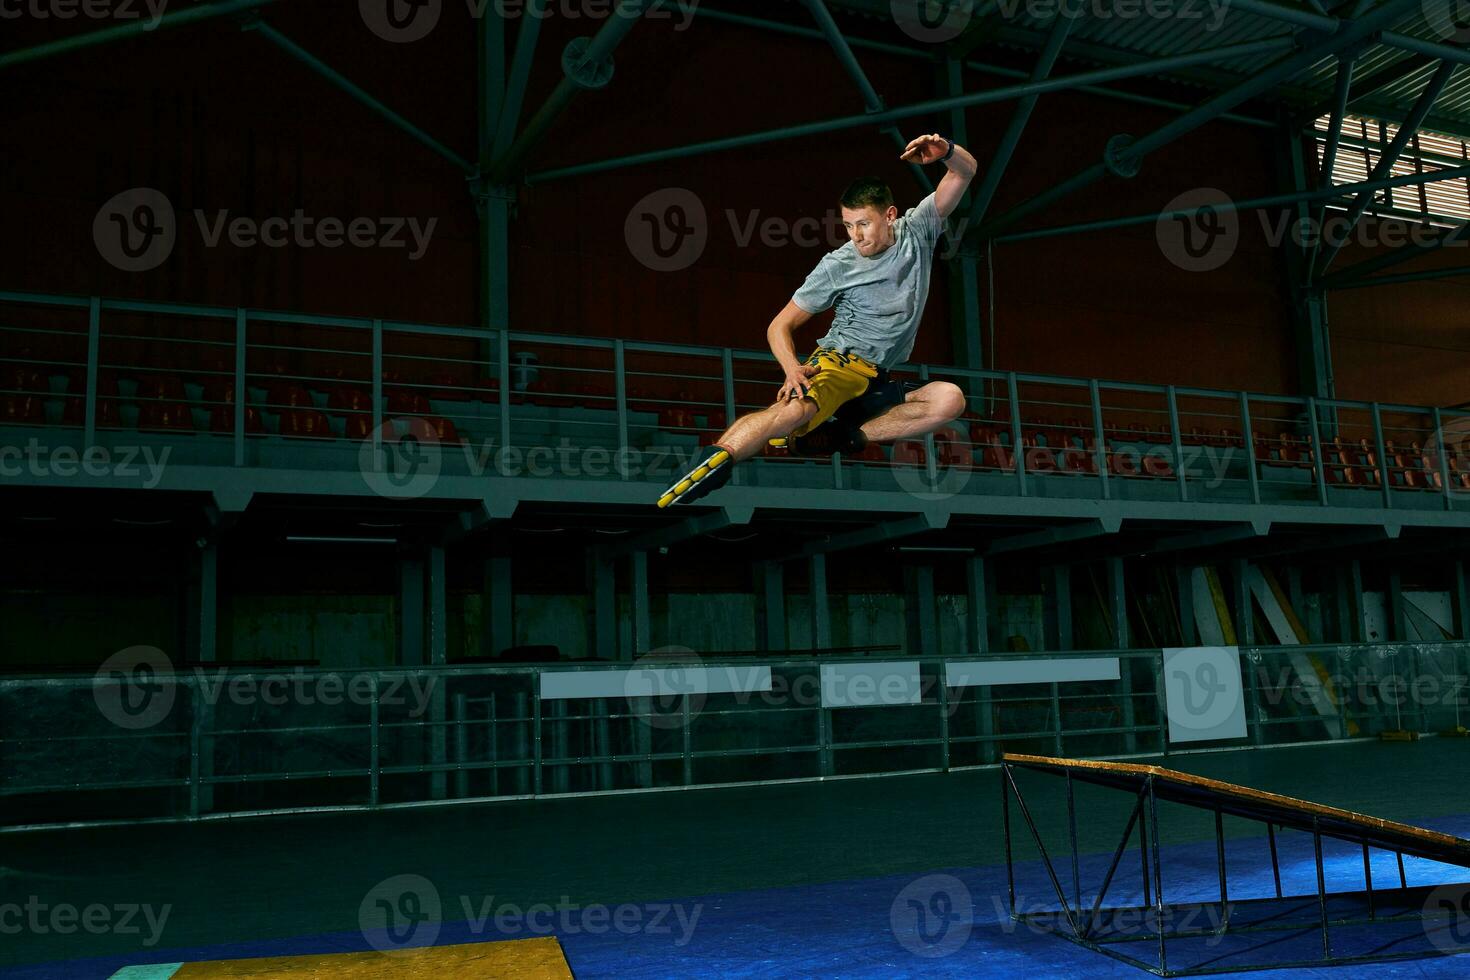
[901,133,978,220]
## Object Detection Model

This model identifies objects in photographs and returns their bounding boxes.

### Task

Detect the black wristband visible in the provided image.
[940,138,955,163]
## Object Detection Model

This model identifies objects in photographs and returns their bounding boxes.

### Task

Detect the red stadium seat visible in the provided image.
[138,401,194,432]
[281,409,334,440]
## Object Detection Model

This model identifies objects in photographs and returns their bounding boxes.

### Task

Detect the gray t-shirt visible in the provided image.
[790,192,945,369]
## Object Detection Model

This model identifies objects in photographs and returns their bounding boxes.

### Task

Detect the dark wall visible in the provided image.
[5,2,1307,394]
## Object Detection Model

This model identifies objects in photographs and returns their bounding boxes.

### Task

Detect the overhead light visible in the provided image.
[896,546,975,553]
[286,535,397,544]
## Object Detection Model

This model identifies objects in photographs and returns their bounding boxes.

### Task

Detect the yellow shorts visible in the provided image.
[789,348,880,438]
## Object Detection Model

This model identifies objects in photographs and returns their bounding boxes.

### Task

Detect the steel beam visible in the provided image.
[248,20,474,174]
[489,0,651,182]
[0,0,280,71]
[800,0,931,193]
[1148,521,1272,556]
[603,506,753,557]
[969,0,1419,244]
[493,0,548,160]
[810,553,832,649]
[795,512,948,560]
[964,11,1075,229]
[996,162,1470,244]
[1327,258,1470,289]
[1320,222,1470,287]
[985,518,1123,557]
[526,37,1295,184]
[693,6,1273,130]
[1303,52,1431,122]
[1314,59,1457,276]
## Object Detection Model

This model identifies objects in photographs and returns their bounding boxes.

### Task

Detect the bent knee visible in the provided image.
[928,382,967,421]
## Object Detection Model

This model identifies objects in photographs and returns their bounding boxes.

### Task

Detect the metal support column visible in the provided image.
[757,561,786,652]
[428,543,448,800]
[1107,557,1138,753]
[483,537,514,659]
[1453,559,1469,639]
[399,550,425,666]
[1232,559,1255,646]
[631,549,652,658]
[810,553,832,650]
[1044,564,1073,652]
[588,548,616,661]
[905,563,938,658]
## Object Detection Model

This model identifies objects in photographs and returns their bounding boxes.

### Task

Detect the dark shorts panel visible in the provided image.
[831,373,915,427]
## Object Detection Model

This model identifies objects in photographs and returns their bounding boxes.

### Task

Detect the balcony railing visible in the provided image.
[1,289,1467,512]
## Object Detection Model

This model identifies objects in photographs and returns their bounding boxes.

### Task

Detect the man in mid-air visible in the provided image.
[658,132,977,508]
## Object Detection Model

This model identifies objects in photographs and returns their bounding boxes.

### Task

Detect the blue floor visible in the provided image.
[11,813,1470,979]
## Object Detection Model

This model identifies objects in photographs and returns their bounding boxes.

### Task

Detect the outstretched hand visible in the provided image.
[776,363,820,403]
[900,133,949,165]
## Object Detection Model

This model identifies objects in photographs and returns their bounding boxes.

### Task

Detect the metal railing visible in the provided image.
[1,289,1467,510]
[3,641,1464,831]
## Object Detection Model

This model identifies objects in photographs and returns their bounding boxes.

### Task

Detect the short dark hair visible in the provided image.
[840,177,894,212]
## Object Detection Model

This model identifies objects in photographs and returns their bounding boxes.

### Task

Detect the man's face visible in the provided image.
[841,204,898,257]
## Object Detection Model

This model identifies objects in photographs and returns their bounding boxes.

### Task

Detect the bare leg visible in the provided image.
[858,381,968,443]
[715,397,820,462]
